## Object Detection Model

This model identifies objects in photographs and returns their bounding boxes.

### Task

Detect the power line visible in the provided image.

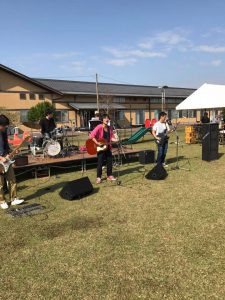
[33,74,96,80]
[99,74,136,85]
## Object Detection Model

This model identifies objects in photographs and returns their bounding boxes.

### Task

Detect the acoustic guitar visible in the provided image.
[86,138,113,155]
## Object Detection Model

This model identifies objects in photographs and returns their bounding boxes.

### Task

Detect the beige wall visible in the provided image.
[0,69,58,110]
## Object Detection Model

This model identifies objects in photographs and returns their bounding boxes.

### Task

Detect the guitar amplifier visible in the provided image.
[14,155,29,166]
[139,150,155,164]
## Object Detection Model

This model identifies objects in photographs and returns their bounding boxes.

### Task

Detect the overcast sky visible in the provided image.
[1,0,225,88]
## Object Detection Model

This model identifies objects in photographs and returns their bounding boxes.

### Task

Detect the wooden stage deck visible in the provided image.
[14,148,145,174]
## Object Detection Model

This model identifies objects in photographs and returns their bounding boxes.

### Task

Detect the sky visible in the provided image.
[1,0,225,88]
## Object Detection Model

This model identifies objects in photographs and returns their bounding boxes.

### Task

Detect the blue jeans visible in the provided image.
[156,142,168,164]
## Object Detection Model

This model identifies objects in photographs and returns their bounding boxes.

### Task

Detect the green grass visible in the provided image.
[1,130,225,299]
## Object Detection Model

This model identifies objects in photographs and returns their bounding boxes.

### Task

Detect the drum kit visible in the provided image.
[30,127,73,158]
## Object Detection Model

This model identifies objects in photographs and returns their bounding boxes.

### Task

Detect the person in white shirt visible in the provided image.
[152,112,171,167]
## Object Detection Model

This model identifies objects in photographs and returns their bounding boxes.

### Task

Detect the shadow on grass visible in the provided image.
[40,215,104,240]
[24,181,71,201]
[218,153,224,159]
[25,181,99,202]
[116,165,147,177]
[167,156,185,163]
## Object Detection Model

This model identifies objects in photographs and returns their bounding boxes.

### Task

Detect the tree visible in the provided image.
[27,101,55,122]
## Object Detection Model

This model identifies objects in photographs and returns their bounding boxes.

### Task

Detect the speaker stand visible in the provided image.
[171,130,191,171]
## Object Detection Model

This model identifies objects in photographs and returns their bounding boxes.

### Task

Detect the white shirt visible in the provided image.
[153,121,170,137]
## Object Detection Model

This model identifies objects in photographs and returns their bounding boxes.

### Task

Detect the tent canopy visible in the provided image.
[176,83,225,110]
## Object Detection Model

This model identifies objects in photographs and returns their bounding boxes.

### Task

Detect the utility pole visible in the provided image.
[96,73,99,113]
[159,85,168,111]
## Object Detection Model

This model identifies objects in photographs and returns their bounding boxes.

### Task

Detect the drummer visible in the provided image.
[39,109,56,138]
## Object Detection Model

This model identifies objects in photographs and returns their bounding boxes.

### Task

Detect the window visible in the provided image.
[136,110,144,125]
[20,110,29,122]
[150,98,161,104]
[39,94,45,100]
[154,110,160,119]
[117,110,125,120]
[30,93,36,100]
[55,110,69,122]
[171,110,178,119]
[178,110,190,118]
[20,93,26,100]
[167,98,181,104]
[113,97,125,103]
[188,110,197,118]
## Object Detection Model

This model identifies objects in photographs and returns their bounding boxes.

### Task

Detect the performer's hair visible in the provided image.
[45,109,53,116]
[101,113,110,120]
[158,111,167,119]
[0,114,10,126]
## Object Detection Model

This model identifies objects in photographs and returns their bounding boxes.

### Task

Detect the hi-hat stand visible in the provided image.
[61,128,73,157]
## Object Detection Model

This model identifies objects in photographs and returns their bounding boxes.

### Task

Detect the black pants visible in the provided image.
[97,149,113,178]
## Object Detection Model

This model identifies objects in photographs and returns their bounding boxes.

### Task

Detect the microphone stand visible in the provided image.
[171,126,191,171]
[112,122,126,185]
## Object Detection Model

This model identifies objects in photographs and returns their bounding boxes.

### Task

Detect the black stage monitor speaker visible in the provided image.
[139,150,155,164]
[145,164,168,180]
[59,177,93,200]
[202,123,219,161]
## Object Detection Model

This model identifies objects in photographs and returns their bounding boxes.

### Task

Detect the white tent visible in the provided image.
[176,83,225,110]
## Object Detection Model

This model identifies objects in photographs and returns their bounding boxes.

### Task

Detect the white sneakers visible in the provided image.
[0,198,24,210]
[0,202,9,209]
[11,198,24,206]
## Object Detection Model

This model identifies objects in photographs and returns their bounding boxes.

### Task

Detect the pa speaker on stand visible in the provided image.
[145,164,168,180]
[202,123,219,161]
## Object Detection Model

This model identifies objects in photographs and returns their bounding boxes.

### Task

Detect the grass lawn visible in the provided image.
[1,130,225,299]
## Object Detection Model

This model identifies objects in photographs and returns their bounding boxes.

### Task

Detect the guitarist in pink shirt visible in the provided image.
[90,114,117,184]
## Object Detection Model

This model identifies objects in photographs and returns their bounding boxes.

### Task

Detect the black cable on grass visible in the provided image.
[20,197,56,221]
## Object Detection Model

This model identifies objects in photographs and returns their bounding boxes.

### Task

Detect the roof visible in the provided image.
[69,102,125,110]
[176,83,225,110]
[0,64,62,95]
[35,78,195,98]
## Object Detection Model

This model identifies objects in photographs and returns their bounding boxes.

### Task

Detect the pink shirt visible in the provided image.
[89,124,114,144]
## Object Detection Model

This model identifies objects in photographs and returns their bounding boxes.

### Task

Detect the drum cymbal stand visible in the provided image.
[61,129,72,157]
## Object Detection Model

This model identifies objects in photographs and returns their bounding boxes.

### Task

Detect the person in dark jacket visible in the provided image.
[0,115,24,209]
[39,109,56,137]
[201,112,210,123]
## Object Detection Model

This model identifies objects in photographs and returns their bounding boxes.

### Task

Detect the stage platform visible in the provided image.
[14,148,145,176]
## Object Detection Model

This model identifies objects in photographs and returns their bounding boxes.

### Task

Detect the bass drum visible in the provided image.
[44,140,61,157]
